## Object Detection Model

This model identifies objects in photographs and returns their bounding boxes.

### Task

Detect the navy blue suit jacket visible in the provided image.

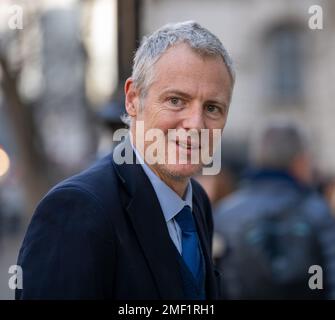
[16,141,219,299]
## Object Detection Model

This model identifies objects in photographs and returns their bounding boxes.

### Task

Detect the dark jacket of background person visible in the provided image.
[214,168,335,299]
[15,141,220,300]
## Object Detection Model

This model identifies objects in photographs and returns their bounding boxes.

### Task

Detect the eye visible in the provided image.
[170,97,179,105]
[206,105,220,114]
[168,97,183,107]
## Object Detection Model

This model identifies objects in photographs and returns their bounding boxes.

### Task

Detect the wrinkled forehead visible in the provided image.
[153,42,232,80]
[147,44,233,100]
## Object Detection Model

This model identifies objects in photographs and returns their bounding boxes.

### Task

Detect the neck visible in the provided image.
[149,165,189,198]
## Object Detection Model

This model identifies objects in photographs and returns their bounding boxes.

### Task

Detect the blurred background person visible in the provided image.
[214,120,335,299]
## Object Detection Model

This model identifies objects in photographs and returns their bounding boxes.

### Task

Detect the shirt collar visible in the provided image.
[130,140,193,222]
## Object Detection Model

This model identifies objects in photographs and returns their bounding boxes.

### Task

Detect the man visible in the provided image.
[16,21,235,299]
[214,121,335,299]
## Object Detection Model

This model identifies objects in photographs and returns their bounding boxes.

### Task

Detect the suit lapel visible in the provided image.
[112,139,185,299]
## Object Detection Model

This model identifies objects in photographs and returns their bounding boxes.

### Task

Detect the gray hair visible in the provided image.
[249,121,309,170]
[122,21,235,125]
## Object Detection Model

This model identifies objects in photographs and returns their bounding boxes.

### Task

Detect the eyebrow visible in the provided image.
[160,89,193,100]
[160,89,228,108]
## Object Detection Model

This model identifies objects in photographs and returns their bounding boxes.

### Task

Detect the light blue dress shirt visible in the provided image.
[131,143,193,254]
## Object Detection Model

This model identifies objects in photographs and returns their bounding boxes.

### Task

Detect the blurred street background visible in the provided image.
[1,0,335,299]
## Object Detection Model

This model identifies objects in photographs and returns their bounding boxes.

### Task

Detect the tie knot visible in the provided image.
[175,205,196,232]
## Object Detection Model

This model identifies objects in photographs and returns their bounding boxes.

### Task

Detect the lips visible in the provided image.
[175,137,201,150]
[176,141,200,150]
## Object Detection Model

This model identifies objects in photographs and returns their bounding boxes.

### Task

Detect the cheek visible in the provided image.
[161,117,181,133]
[145,109,181,132]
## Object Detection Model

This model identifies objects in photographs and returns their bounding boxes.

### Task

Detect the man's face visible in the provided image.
[126,43,233,183]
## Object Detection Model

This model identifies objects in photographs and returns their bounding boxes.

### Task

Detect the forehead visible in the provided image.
[149,43,232,100]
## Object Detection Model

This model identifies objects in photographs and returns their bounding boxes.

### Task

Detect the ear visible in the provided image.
[124,78,140,117]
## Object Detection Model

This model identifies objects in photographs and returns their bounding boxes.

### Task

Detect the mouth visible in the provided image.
[175,141,201,150]
[174,137,201,150]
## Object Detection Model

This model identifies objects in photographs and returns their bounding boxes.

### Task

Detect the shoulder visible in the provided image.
[38,153,126,220]
[49,154,118,202]
[23,155,121,246]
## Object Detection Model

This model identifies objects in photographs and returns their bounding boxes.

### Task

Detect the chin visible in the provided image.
[161,163,203,180]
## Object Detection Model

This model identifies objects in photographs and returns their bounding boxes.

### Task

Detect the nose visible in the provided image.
[182,103,205,131]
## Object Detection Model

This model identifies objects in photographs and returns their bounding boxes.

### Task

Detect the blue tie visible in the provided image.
[175,205,202,280]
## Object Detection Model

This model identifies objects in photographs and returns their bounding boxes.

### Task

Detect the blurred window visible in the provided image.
[267,25,305,104]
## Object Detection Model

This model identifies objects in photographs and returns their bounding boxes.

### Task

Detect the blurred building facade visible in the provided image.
[140,0,335,175]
